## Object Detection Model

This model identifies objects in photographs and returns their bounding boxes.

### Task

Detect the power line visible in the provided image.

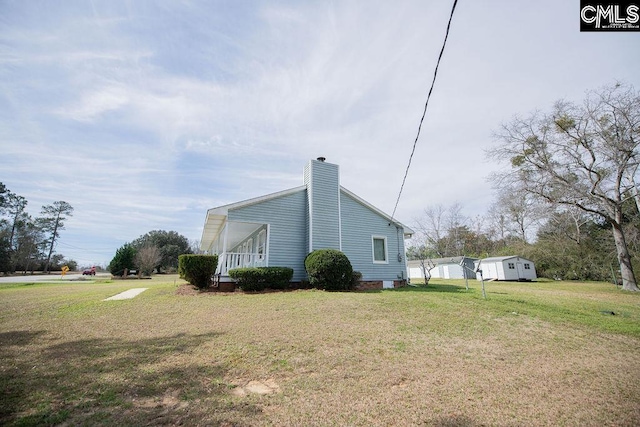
[56,241,113,254]
[391,0,459,221]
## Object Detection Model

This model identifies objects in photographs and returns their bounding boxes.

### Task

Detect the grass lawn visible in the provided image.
[1,276,639,426]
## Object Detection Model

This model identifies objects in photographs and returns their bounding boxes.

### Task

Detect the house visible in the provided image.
[200,158,414,289]
[407,256,478,281]
[474,256,537,281]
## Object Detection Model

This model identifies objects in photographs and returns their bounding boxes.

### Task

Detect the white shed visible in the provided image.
[475,256,536,281]
[407,256,478,280]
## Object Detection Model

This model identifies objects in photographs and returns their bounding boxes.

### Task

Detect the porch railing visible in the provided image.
[216,252,265,276]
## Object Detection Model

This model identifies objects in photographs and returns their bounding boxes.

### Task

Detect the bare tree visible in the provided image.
[492,188,544,244]
[445,202,467,255]
[131,230,191,272]
[488,82,640,291]
[414,203,468,257]
[414,204,447,257]
[419,257,435,285]
[626,166,640,213]
[189,239,205,255]
[135,245,162,277]
[485,204,508,243]
[546,206,592,245]
[406,234,436,285]
[38,201,74,273]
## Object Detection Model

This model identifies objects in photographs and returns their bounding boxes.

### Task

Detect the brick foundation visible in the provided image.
[216,282,236,292]
[393,279,407,288]
[355,279,407,291]
[355,281,383,291]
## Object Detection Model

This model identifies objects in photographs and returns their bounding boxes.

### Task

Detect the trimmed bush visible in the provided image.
[304,249,354,291]
[228,267,294,292]
[178,254,218,290]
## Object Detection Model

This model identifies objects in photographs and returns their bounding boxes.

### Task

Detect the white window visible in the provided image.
[372,236,388,264]
[524,263,531,270]
[257,230,266,261]
[508,262,515,269]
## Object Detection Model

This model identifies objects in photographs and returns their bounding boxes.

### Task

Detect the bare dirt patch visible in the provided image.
[131,389,189,411]
[231,379,281,396]
[175,283,237,296]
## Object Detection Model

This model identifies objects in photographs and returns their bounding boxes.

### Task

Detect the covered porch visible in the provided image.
[201,209,269,278]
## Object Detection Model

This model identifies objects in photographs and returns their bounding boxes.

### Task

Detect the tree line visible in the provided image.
[409,82,640,291]
[0,183,74,274]
[108,230,194,276]
[408,199,637,283]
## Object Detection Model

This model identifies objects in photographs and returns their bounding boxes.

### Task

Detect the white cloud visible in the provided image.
[1,0,639,264]
[57,84,130,121]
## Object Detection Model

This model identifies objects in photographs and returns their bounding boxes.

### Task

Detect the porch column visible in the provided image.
[219,221,229,275]
[265,224,271,266]
[221,220,229,254]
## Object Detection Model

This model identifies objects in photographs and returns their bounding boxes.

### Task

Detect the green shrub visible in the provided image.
[304,249,354,291]
[109,244,137,276]
[228,267,294,292]
[178,254,218,290]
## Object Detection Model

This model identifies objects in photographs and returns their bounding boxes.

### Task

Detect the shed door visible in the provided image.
[516,263,525,279]
[443,265,450,279]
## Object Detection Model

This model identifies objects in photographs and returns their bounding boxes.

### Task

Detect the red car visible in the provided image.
[82,266,96,276]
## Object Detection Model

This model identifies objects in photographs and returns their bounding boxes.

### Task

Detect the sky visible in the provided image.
[1,0,639,267]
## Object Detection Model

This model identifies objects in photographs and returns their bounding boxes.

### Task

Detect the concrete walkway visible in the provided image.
[103,288,148,301]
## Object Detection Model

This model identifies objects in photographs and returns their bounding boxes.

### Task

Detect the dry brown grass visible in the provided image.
[1,277,639,426]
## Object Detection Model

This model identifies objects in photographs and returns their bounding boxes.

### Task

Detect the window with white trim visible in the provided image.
[524,263,531,270]
[372,236,388,264]
[508,262,515,269]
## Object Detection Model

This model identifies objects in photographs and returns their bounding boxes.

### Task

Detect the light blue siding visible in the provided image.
[340,191,407,281]
[211,159,408,283]
[304,160,341,251]
[228,189,308,281]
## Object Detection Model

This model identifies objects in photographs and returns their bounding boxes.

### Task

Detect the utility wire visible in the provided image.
[56,241,113,253]
[391,0,459,221]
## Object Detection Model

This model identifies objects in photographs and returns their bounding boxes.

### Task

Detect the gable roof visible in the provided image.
[201,186,306,250]
[340,186,414,237]
[480,256,534,263]
[200,184,414,252]
[407,256,477,268]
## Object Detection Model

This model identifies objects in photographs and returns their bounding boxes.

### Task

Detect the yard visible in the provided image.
[1,276,639,426]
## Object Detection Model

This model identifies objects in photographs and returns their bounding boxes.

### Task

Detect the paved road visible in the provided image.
[0,272,112,283]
